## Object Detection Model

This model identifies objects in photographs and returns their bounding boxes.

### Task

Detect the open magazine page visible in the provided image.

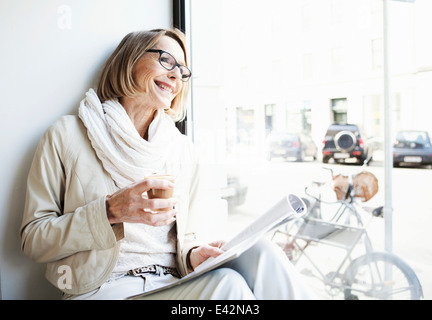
[127,193,306,299]
[194,193,306,272]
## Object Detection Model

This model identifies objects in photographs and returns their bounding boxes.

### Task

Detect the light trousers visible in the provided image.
[64,239,316,300]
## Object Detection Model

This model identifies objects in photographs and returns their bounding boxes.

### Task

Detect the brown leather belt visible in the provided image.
[127,265,180,278]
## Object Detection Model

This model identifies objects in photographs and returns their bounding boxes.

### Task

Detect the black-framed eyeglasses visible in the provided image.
[147,49,192,82]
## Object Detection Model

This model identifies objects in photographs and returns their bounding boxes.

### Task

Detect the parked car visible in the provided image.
[221,173,248,208]
[266,132,318,162]
[322,123,371,164]
[393,130,432,167]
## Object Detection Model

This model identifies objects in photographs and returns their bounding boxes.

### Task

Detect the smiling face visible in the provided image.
[131,36,185,110]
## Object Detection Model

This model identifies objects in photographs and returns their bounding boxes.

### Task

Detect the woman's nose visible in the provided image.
[168,66,182,80]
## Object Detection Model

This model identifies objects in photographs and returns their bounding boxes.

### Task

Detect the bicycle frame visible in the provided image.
[272,161,422,299]
[272,176,379,294]
[277,214,374,292]
[304,175,364,226]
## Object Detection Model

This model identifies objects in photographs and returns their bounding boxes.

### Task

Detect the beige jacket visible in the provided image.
[20,115,206,295]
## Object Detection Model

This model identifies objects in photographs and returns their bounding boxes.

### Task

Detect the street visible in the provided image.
[226,154,432,299]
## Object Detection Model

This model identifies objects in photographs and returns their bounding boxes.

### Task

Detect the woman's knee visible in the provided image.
[208,268,255,299]
[243,238,286,261]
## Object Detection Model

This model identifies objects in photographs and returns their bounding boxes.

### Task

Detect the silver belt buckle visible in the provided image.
[128,265,156,276]
[128,265,179,278]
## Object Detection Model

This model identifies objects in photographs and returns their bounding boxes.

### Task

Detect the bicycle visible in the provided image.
[272,159,423,300]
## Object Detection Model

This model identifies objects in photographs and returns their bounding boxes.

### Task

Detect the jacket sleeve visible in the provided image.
[20,123,121,264]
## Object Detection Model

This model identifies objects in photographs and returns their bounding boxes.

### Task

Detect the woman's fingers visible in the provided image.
[142,196,177,212]
[189,242,226,270]
[208,240,226,249]
[106,178,177,225]
[135,178,175,193]
[141,207,177,226]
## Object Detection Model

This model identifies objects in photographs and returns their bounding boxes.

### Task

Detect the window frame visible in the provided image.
[173,0,190,135]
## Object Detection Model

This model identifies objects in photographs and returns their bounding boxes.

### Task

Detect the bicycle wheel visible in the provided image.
[343,252,423,300]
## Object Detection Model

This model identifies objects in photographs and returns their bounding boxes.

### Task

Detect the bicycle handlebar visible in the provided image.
[321,156,373,180]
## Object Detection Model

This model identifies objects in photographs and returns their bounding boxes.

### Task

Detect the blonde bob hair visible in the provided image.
[97,28,190,122]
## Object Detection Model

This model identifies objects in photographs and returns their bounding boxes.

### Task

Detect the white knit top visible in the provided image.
[111,221,177,274]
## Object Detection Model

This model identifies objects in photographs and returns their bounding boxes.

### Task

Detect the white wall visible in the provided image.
[0,0,172,300]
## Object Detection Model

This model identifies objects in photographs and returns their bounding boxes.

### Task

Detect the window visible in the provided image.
[302,4,313,32]
[303,53,313,80]
[189,0,319,217]
[330,0,346,25]
[362,94,381,137]
[331,98,347,123]
[187,0,432,301]
[331,47,345,76]
[265,104,275,136]
[371,38,383,71]
[186,0,429,225]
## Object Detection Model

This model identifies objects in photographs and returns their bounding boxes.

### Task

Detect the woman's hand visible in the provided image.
[188,240,226,271]
[106,178,177,226]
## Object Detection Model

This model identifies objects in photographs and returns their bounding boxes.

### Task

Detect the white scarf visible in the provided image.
[78,88,180,188]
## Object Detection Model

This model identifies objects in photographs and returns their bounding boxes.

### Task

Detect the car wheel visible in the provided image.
[322,156,330,163]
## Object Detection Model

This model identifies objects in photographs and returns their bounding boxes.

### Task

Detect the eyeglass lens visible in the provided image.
[160,52,191,81]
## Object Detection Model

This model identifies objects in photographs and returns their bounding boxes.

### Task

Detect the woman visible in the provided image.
[20,28,314,299]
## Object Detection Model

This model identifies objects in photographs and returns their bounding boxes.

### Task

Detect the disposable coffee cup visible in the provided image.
[145,174,175,211]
